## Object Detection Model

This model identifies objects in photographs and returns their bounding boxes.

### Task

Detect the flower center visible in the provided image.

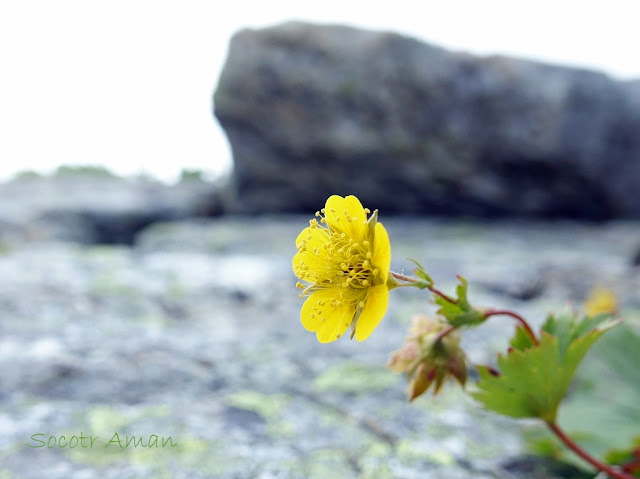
[295,219,380,303]
[334,237,377,289]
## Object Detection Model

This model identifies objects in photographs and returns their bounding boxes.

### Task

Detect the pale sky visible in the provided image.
[0,1,638,183]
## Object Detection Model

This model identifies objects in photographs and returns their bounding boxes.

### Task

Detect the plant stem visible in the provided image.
[547,421,636,479]
[483,308,539,346]
[428,286,458,304]
[390,271,418,283]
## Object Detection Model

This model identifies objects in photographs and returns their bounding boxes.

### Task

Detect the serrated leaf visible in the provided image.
[473,332,563,420]
[542,311,615,360]
[434,276,485,328]
[473,313,621,422]
[551,323,640,464]
[510,325,536,351]
[406,258,433,285]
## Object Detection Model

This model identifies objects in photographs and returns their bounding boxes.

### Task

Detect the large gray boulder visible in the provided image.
[214,22,640,218]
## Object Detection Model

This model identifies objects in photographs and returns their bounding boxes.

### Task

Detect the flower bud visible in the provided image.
[387,314,468,401]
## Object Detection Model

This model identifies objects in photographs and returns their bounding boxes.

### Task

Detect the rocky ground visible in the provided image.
[1,210,639,478]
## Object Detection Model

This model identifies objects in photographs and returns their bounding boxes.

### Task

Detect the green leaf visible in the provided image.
[510,325,536,351]
[604,436,640,477]
[550,323,640,463]
[406,258,433,286]
[542,311,614,360]
[434,276,486,328]
[473,312,621,422]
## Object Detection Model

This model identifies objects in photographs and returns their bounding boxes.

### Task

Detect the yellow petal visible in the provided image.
[372,222,391,283]
[324,195,368,241]
[295,225,329,250]
[301,290,353,343]
[354,284,389,341]
[292,226,331,280]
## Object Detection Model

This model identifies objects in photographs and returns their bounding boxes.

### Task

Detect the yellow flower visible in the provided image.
[583,286,618,317]
[293,195,391,342]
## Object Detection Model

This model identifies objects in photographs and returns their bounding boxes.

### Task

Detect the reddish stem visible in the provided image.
[547,421,636,479]
[484,308,539,346]
[428,285,458,305]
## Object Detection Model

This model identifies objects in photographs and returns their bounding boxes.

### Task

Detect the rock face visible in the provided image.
[214,22,640,219]
[3,215,640,478]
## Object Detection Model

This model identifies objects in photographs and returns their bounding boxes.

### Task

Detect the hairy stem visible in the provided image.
[547,421,635,479]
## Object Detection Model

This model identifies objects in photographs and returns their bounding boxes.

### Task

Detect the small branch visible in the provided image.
[484,308,539,346]
[547,421,636,479]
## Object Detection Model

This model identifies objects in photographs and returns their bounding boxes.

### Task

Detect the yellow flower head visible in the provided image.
[583,286,618,317]
[293,195,391,342]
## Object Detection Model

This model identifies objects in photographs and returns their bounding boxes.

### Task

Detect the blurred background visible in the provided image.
[1,1,640,478]
[1,0,639,183]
